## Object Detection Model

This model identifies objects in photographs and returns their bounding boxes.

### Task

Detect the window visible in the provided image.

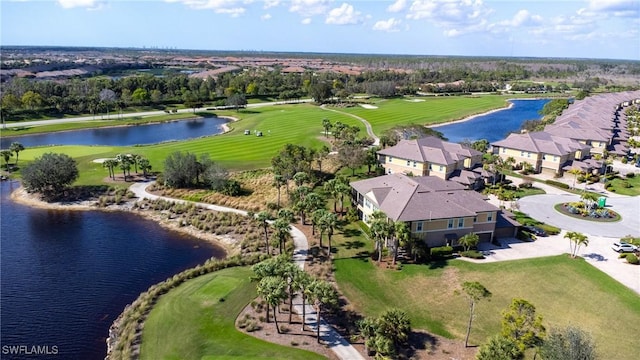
[542,155,546,160]
[388,156,393,163]
[458,218,464,228]
[527,152,531,158]
[448,219,454,229]
[473,216,477,223]
[416,222,423,232]
[553,155,558,162]
[502,148,506,154]
[429,164,433,170]
[521,151,525,156]
[487,213,493,222]
[439,165,444,171]
[413,161,417,168]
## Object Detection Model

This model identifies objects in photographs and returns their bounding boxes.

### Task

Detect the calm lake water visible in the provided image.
[436,98,550,143]
[0,116,227,148]
[0,180,224,359]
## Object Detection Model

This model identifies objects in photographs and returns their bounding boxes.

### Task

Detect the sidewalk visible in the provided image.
[129,181,365,360]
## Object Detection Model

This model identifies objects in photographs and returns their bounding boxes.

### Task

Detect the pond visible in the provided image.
[0,116,228,148]
[0,180,225,359]
[435,98,550,143]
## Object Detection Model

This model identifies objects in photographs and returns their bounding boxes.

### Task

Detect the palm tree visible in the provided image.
[0,149,13,170]
[370,211,391,262]
[9,142,24,166]
[321,212,338,254]
[378,308,412,351]
[392,221,411,265]
[256,276,287,333]
[272,217,291,254]
[256,211,273,255]
[323,178,339,213]
[138,158,152,178]
[308,280,339,343]
[335,178,351,215]
[118,157,131,181]
[459,233,480,252]
[272,174,286,209]
[322,117,332,137]
[567,168,583,189]
[102,159,117,179]
[311,208,329,236]
[564,231,589,258]
[294,271,313,331]
[131,154,142,174]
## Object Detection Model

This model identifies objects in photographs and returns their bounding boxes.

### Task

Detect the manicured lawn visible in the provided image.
[140,267,325,360]
[605,174,640,196]
[336,95,510,134]
[331,229,640,359]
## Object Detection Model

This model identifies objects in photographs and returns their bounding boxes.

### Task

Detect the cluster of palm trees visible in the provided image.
[252,255,339,342]
[369,210,412,265]
[258,171,343,257]
[102,153,152,181]
[357,308,412,357]
[0,141,25,171]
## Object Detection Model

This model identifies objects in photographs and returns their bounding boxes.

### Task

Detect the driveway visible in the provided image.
[475,232,640,294]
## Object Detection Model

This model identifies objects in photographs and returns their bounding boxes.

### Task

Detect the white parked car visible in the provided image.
[612,242,638,253]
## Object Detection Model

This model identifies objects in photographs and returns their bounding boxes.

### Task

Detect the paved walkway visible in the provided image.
[320,105,380,146]
[129,181,364,360]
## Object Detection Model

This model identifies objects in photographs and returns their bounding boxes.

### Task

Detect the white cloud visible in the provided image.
[387,0,406,13]
[406,0,493,37]
[289,0,331,17]
[325,2,362,25]
[301,17,312,24]
[165,0,247,16]
[261,13,272,20]
[263,0,280,9]
[373,17,402,32]
[57,0,104,10]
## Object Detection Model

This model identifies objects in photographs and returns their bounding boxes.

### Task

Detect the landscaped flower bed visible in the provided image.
[554,203,621,222]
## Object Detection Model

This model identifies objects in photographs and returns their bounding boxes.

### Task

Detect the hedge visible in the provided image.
[626,253,639,265]
[545,179,570,189]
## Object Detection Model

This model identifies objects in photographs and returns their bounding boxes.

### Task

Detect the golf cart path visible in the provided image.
[320,105,380,146]
[128,181,364,360]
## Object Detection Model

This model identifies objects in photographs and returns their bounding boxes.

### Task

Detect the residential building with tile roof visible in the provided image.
[350,173,504,246]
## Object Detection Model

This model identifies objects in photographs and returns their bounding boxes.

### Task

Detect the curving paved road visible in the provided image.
[518,194,640,238]
[321,105,380,146]
[129,181,364,360]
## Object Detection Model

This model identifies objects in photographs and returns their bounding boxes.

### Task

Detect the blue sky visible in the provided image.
[2,0,639,60]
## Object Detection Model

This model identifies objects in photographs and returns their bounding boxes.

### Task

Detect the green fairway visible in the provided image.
[331,230,639,359]
[337,96,510,134]
[140,266,325,360]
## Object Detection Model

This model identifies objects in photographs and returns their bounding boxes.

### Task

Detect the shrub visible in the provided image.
[460,250,484,259]
[545,179,570,189]
[518,181,533,189]
[626,253,639,265]
[517,230,535,241]
[626,172,636,178]
[538,224,561,235]
[430,246,453,259]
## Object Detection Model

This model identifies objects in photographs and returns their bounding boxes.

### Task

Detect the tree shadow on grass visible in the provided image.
[403,330,439,359]
[342,228,363,238]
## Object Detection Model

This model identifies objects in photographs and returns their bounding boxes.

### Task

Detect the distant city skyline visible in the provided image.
[1,0,639,60]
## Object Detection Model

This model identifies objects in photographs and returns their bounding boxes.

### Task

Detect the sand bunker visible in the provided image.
[92,158,113,164]
[360,104,378,109]
[405,99,425,102]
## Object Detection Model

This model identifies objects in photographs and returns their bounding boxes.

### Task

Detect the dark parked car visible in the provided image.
[524,226,547,237]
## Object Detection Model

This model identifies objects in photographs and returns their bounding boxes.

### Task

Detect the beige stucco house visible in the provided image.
[377,136,487,188]
[350,173,502,247]
[491,131,591,176]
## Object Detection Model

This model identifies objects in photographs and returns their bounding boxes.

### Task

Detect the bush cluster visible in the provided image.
[430,246,453,259]
[460,250,485,259]
[626,253,639,265]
